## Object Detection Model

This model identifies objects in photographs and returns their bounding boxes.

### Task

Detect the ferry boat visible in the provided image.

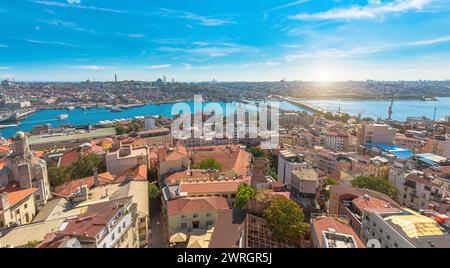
[110,106,122,112]
[57,114,69,120]
[67,106,75,111]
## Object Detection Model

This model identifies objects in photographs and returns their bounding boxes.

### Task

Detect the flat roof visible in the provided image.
[365,143,413,159]
[28,128,116,144]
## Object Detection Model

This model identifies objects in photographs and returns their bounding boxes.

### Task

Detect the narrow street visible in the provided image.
[149,197,169,248]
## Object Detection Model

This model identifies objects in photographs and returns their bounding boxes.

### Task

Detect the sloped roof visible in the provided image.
[167,196,229,216]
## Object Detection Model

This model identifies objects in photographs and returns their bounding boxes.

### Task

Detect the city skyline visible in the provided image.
[1,0,450,81]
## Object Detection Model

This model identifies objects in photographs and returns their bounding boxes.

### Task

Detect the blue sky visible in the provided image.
[1,0,450,81]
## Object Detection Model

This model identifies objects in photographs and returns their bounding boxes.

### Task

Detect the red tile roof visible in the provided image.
[165,170,209,185]
[0,183,37,208]
[57,197,132,239]
[190,145,251,175]
[53,164,147,197]
[352,195,391,212]
[167,196,229,216]
[179,180,241,194]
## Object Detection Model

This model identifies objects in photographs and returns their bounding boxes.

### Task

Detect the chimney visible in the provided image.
[93,167,99,186]
[0,192,10,211]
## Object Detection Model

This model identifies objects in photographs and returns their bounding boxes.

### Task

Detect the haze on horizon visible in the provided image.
[1,0,450,82]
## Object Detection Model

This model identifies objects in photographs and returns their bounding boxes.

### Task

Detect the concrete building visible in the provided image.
[368,156,390,179]
[310,215,365,248]
[359,123,396,145]
[324,132,349,151]
[137,128,171,147]
[0,186,37,231]
[167,196,229,235]
[28,128,116,150]
[0,132,51,205]
[38,197,139,248]
[278,150,309,187]
[361,208,450,248]
[158,146,190,178]
[291,168,319,199]
[144,116,157,129]
[106,146,148,175]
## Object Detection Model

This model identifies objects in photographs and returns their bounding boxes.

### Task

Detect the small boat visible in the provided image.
[110,106,122,112]
[57,114,69,120]
[67,106,75,111]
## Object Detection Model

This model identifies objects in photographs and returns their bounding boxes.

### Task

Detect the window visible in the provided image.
[231,194,236,198]
[193,213,198,218]
[206,213,212,217]
[24,203,28,209]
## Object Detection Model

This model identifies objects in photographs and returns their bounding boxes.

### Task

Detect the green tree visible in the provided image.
[263,196,309,243]
[148,168,158,182]
[48,166,69,187]
[248,146,265,158]
[148,183,160,199]
[234,183,256,208]
[351,175,399,199]
[115,123,125,135]
[24,240,39,248]
[69,153,104,179]
[340,113,350,122]
[324,112,334,120]
[362,117,374,122]
[197,158,223,170]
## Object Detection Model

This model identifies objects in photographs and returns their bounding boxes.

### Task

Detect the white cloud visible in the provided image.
[117,33,145,39]
[67,0,81,3]
[38,19,94,33]
[0,44,8,48]
[158,42,257,58]
[30,0,125,13]
[290,0,433,20]
[0,67,11,70]
[408,35,450,45]
[24,39,82,47]
[157,8,236,26]
[144,64,171,69]
[71,65,116,70]
[263,0,311,19]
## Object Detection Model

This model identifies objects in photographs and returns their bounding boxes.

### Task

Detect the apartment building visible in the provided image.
[324,132,349,151]
[137,128,171,147]
[368,156,390,179]
[361,208,450,248]
[278,150,309,187]
[158,146,190,178]
[358,123,396,145]
[290,169,319,200]
[38,197,139,248]
[106,146,148,175]
[167,196,229,235]
[0,185,37,230]
[310,215,365,248]
[395,133,423,152]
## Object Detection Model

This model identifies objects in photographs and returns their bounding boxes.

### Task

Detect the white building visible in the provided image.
[277,150,309,187]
